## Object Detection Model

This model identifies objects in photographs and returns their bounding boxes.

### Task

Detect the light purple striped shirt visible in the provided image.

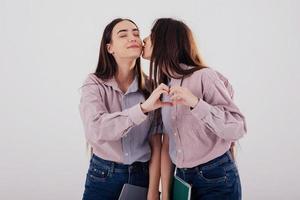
[161,65,247,168]
[79,74,159,164]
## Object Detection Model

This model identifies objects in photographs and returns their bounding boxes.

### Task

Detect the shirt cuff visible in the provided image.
[128,103,148,125]
[190,98,211,120]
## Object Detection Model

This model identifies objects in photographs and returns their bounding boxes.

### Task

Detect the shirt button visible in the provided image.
[174,132,177,136]
[125,153,129,156]
[172,116,176,120]
[178,149,182,153]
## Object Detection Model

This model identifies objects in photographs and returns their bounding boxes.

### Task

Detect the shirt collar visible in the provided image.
[103,75,139,94]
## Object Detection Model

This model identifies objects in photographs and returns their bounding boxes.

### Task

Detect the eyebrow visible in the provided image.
[117,28,139,34]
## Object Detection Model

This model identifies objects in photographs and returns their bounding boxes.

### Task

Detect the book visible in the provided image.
[118,184,148,200]
[172,175,191,200]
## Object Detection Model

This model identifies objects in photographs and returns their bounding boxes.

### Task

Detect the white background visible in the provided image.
[1,0,299,199]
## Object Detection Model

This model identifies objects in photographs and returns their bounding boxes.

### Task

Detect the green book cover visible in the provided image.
[172,175,191,200]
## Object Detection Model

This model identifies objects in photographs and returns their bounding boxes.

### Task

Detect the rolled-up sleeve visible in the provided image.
[190,70,247,141]
[79,82,148,143]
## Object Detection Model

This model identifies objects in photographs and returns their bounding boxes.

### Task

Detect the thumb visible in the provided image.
[159,101,173,107]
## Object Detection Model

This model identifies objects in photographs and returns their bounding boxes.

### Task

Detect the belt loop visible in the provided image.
[111,162,115,174]
[129,165,133,173]
[90,154,95,164]
[195,166,200,174]
[180,168,185,177]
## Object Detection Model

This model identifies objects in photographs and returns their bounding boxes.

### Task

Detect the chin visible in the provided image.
[128,53,141,59]
[127,50,142,58]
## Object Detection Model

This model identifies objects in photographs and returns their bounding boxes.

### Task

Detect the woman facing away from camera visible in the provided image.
[79,18,171,200]
[142,18,247,200]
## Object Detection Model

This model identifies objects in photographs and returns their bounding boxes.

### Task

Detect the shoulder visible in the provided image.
[191,67,234,98]
[80,73,107,96]
[183,67,219,86]
[191,67,219,81]
[192,67,231,84]
[83,73,104,85]
[81,73,112,91]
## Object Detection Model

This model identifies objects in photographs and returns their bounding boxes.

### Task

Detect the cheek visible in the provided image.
[112,43,125,54]
[142,46,151,59]
[137,38,142,45]
[145,45,152,55]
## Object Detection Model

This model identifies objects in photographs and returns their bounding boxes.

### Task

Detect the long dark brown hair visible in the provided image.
[94,18,149,98]
[149,18,236,158]
[149,18,207,90]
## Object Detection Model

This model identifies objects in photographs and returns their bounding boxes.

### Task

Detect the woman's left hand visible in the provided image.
[169,86,199,108]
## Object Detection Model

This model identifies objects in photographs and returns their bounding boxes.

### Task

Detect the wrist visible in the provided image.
[190,96,199,108]
[140,102,150,114]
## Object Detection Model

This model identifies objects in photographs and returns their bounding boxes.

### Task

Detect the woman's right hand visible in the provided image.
[140,83,172,113]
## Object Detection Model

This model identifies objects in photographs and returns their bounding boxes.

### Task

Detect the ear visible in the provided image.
[106,43,114,54]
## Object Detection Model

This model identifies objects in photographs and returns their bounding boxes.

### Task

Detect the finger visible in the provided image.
[157,90,169,98]
[159,101,173,107]
[169,86,181,95]
[152,89,168,100]
[170,94,182,101]
[158,83,170,92]
[151,86,167,96]
[155,87,169,94]
[171,99,185,106]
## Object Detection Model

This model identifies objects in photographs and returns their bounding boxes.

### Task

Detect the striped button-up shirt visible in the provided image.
[79,73,159,164]
[161,65,247,168]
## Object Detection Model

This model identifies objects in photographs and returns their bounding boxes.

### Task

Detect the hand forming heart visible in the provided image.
[140,84,199,113]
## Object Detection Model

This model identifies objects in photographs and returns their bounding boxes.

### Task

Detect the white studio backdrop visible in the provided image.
[0,0,299,199]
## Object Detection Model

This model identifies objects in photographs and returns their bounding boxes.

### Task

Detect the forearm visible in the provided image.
[148,134,162,199]
[191,99,246,140]
[81,103,148,142]
[161,134,174,200]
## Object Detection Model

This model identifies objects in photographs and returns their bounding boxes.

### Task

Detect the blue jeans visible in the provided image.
[176,151,241,200]
[83,154,149,200]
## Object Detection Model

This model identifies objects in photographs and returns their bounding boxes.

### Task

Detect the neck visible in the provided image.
[115,58,137,92]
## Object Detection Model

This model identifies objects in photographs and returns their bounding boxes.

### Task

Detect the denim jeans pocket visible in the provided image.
[87,162,110,183]
[222,162,239,185]
[197,166,227,184]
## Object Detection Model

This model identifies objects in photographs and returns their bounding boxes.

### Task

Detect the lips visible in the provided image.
[127,44,140,48]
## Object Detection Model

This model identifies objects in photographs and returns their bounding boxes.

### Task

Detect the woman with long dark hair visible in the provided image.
[142,18,247,200]
[79,18,170,200]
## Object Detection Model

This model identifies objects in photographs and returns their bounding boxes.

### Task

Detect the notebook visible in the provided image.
[172,175,191,200]
[118,184,148,200]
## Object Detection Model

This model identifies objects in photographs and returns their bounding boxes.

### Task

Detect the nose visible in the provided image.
[128,34,137,42]
[129,38,136,42]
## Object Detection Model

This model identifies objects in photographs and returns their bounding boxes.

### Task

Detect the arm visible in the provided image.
[161,134,174,200]
[147,134,162,200]
[190,74,247,141]
[169,70,247,141]
[79,80,173,143]
[79,83,148,142]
